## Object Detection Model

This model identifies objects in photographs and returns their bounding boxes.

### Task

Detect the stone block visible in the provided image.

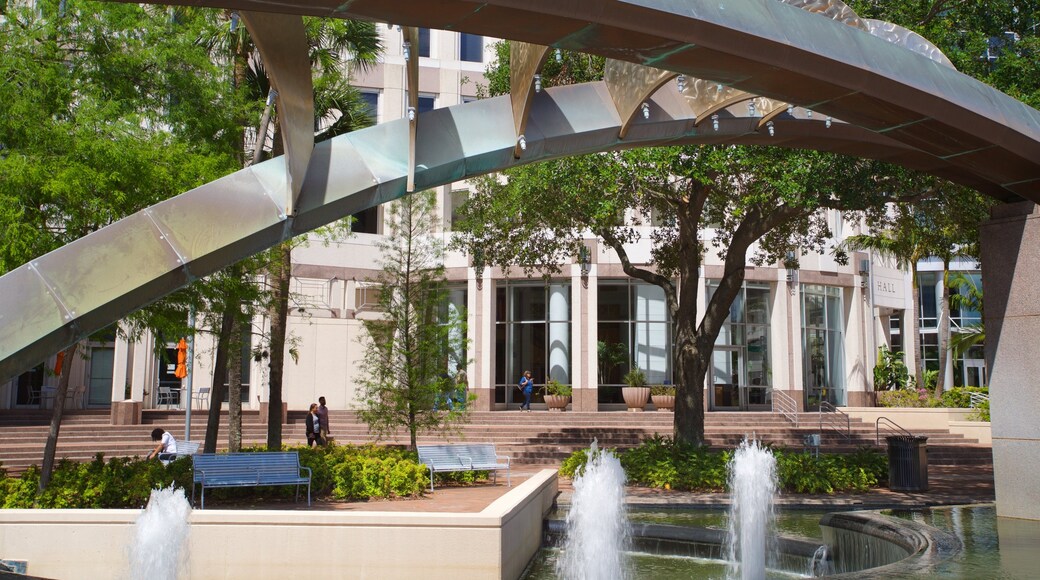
[110,400,141,425]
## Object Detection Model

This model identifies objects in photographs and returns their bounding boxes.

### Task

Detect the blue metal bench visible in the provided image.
[191,451,312,509]
[417,444,510,491]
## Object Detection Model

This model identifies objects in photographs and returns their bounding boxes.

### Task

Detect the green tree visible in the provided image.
[458,42,953,445]
[0,2,238,487]
[357,190,470,450]
[948,272,985,361]
[841,190,991,396]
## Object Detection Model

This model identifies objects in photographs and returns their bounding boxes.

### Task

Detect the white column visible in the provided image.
[111,334,131,402]
[548,283,570,383]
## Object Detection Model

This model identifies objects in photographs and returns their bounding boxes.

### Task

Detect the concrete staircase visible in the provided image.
[0,408,991,476]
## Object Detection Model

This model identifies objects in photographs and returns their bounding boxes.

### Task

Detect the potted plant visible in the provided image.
[544,379,572,411]
[650,384,676,411]
[622,369,650,412]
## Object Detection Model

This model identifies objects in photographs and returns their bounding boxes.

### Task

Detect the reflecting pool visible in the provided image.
[523,505,1040,579]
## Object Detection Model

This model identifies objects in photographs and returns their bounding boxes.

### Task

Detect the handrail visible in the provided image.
[819,401,851,439]
[772,389,799,427]
[875,416,915,446]
[969,392,990,408]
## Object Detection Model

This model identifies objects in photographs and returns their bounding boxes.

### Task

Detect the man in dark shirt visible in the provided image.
[317,396,330,443]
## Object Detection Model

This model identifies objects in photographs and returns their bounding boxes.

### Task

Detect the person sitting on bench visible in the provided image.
[147,428,178,463]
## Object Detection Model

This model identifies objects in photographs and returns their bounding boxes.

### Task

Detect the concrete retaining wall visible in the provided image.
[0,469,558,580]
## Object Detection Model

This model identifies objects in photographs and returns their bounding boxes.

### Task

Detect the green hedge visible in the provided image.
[559,435,887,494]
[0,444,441,509]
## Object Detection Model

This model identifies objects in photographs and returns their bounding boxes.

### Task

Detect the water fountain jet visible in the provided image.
[726,438,778,580]
[129,486,191,580]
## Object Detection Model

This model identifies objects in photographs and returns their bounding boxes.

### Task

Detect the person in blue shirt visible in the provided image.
[518,370,534,412]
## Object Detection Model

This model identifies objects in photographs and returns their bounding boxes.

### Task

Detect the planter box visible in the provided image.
[622,387,650,412]
[651,394,675,411]
[545,394,570,411]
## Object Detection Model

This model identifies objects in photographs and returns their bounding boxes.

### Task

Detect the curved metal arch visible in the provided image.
[864,19,956,70]
[778,0,868,31]
[509,42,551,157]
[97,0,1040,201]
[604,60,675,139]
[0,82,988,379]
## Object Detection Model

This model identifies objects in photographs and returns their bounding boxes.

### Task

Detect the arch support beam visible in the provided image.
[240,11,313,216]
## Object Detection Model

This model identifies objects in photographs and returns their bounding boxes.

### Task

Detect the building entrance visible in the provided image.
[710,347,771,411]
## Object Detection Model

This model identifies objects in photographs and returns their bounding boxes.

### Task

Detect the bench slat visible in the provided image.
[416,444,510,492]
[192,452,311,509]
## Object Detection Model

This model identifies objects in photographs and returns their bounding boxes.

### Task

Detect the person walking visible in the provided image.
[317,396,330,444]
[305,403,324,447]
[518,370,534,412]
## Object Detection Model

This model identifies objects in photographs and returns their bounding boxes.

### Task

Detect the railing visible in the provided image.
[969,391,990,408]
[772,389,799,427]
[875,416,915,446]
[819,401,851,439]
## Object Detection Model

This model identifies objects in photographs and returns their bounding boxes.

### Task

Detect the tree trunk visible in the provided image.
[266,243,291,450]
[39,344,77,491]
[228,314,243,453]
[935,262,951,397]
[204,308,234,453]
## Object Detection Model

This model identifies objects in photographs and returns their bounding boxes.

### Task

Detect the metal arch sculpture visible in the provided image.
[0,84,1001,379]
[3,0,1040,379]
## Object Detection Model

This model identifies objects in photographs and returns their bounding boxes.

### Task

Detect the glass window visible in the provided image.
[459,33,483,62]
[88,347,114,406]
[359,91,379,123]
[418,95,436,114]
[418,28,431,57]
[350,206,378,234]
[495,283,572,405]
[449,189,469,228]
[801,284,845,408]
[918,271,939,328]
[597,280,672,392]
[707,282,772,409]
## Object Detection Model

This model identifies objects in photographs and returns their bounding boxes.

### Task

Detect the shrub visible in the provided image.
[650,385,676,396]
[938,386,988,409]
[330,445,428,500]
[877,387,940,408]
[972,399,990,422]
[873,346,909,391]
[623,369,647,388]
[544,379,572,397]
[560,437,888,495]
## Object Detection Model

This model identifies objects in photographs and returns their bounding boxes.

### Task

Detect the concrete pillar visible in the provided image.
[980,201,1040,520]
[471,268,493,411]
[110,400,141,425]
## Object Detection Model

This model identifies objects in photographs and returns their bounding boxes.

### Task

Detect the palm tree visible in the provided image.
[948,271,984,361]
[840,208,929,391]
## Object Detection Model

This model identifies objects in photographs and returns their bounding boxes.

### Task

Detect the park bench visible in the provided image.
[158,440,200,465]
[191,451,311,509]
[417,443,511,491]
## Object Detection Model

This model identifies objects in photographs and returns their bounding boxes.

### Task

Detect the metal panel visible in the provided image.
[240,11,314,215]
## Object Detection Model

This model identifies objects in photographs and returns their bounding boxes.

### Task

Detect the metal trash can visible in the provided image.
[886,435,929,491]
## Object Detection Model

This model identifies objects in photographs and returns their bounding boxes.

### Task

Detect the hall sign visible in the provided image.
[871,264,906,309]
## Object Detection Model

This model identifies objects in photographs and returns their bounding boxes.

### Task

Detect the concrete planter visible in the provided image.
[545,394,570,411]
[652,394,675,411]
[622,387,650,412]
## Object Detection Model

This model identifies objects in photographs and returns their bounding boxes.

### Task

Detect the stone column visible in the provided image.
[980,201,1040,521]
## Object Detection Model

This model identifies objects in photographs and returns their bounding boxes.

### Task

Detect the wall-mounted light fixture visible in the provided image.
[554,48,562,63]
[518,134,527,151]
[825,117,832,129]
[748,101,757,117]
[641,102,650,119]
[403,40,411,61]
[785,250,799,283]
[711,114,720,131]
[806,109,813,118]
[766,121,775,137]
[407,106,416,121]
[533,74,542,93]
[859,258,870,289]
[578,246,592,287]
[676,74,686,93]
